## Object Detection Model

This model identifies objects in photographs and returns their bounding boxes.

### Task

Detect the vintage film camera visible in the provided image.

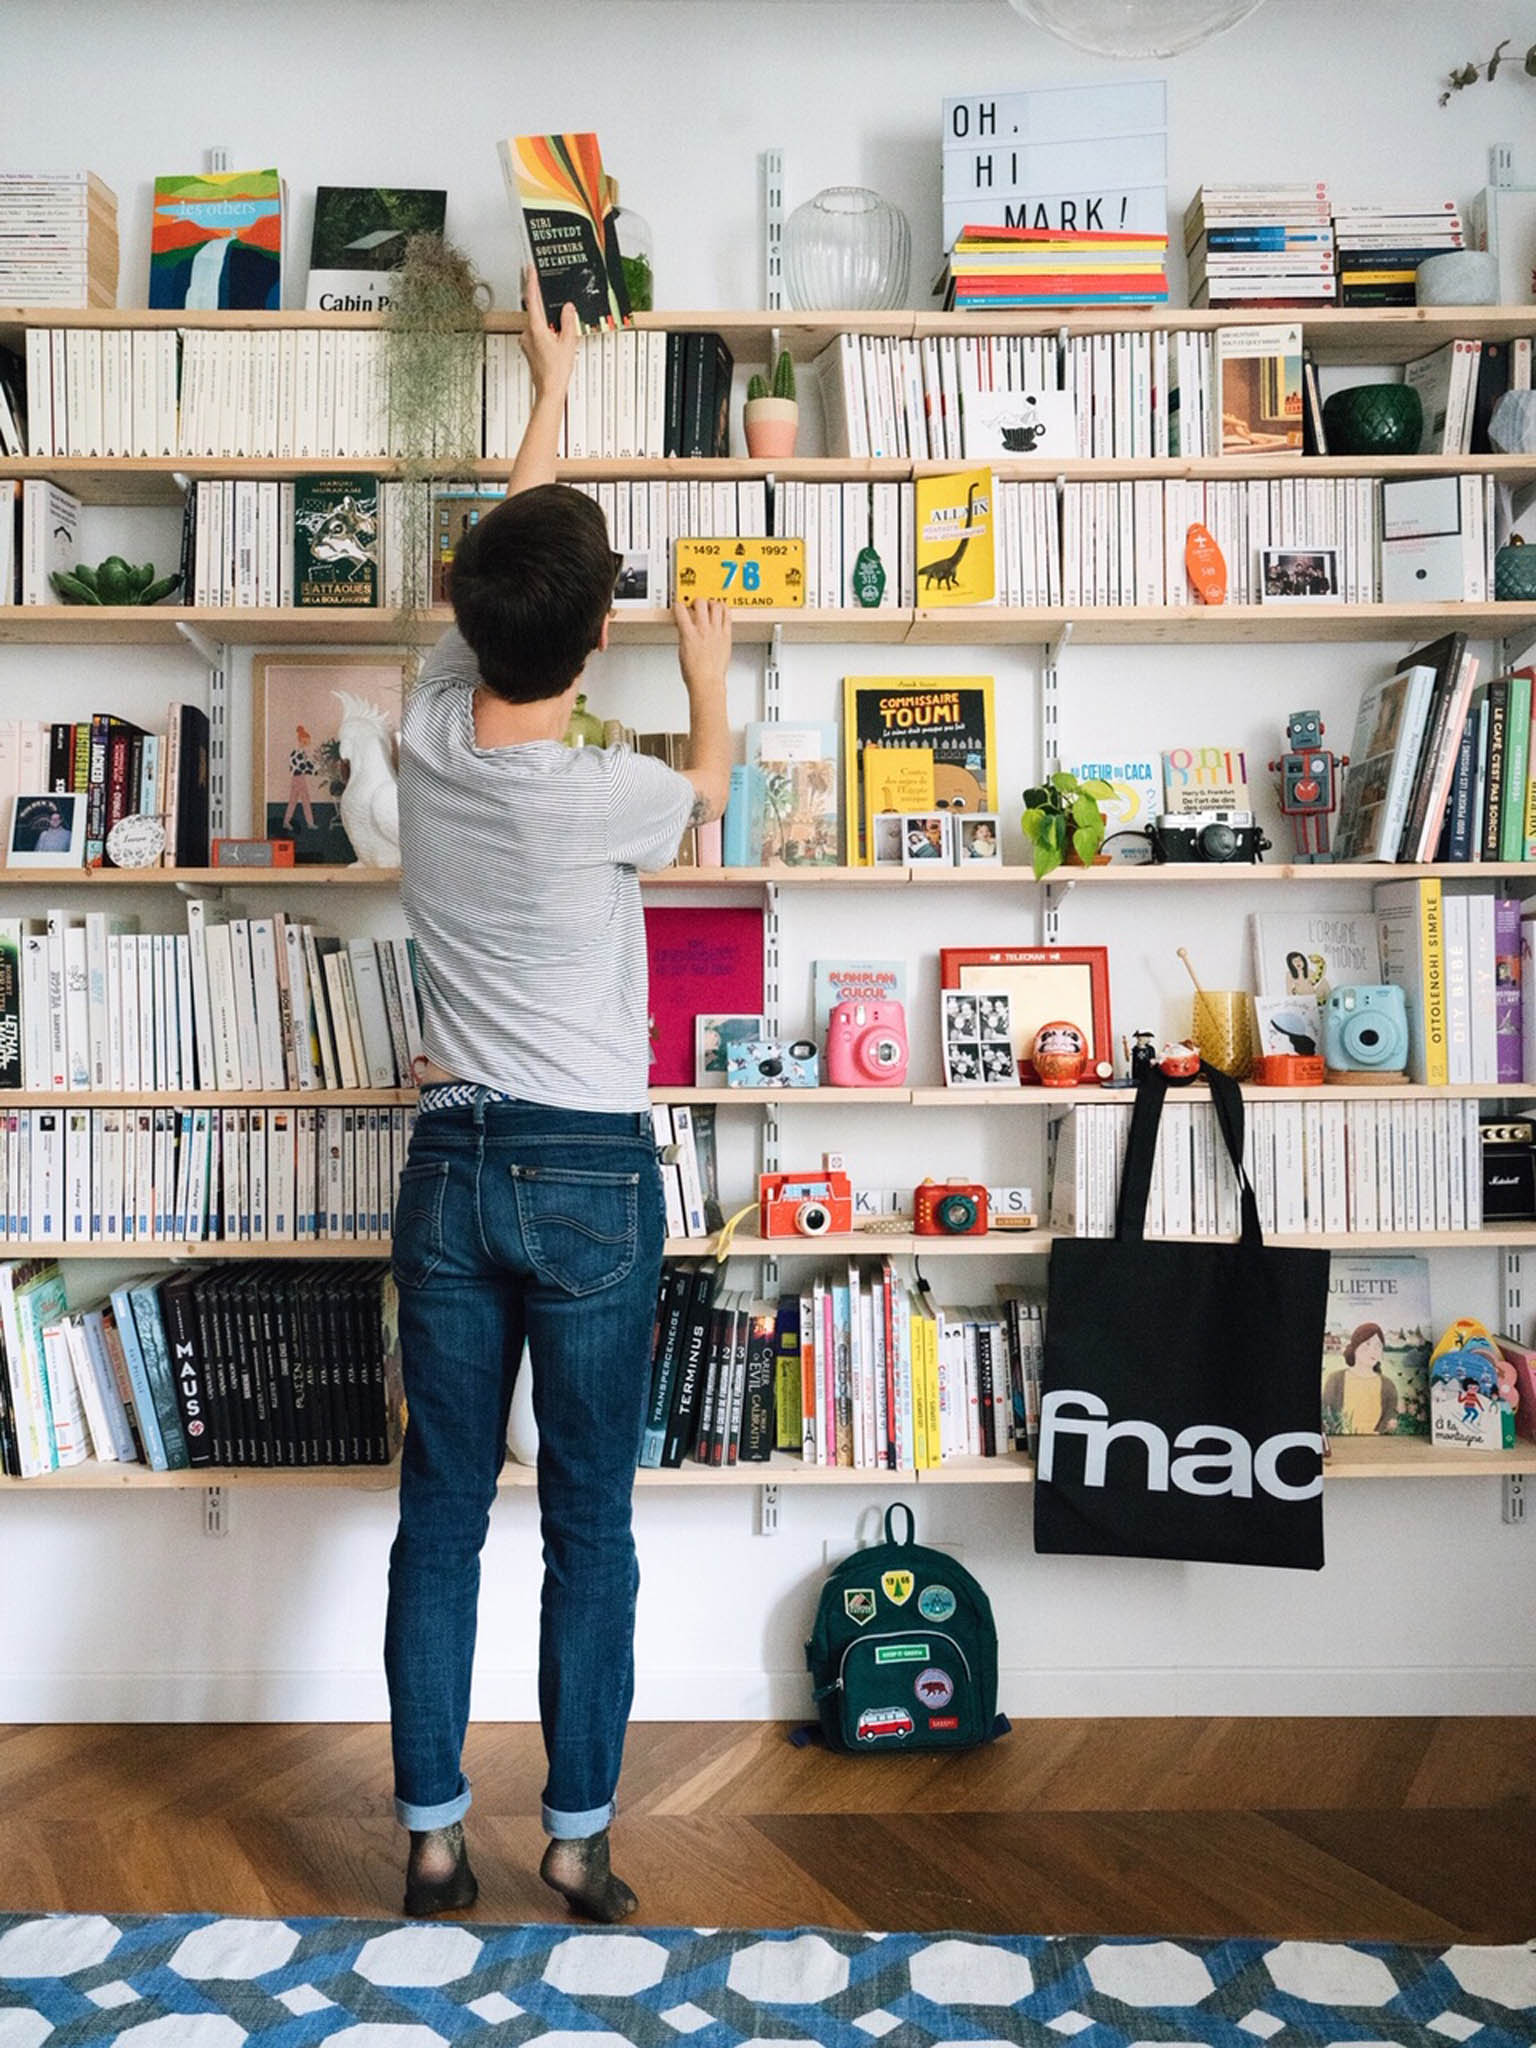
[913,1177,990,1236]
[759,1170,854,1238]
[1146,810,1270,864]
[726,1037,821,1088]
[1322,984,1410,1076]
[825,998,909,1087]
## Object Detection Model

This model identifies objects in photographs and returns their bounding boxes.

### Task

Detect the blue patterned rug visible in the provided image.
[1,1915,1532,2048]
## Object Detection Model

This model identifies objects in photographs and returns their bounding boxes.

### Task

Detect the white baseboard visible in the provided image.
[0,1663,1530,1722]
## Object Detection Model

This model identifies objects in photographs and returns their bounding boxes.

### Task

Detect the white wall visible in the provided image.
[2,0,1535,1722]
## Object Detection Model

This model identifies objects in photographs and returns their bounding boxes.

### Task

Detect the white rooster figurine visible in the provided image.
[333,689,400,867]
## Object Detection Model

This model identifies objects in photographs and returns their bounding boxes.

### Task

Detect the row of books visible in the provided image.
[1058,474,1497,608]
[1334,637,1532,867]
[643,1255,1047,1473]
[0,707,209,870]
[1184,184,1337,305]
[650,1102,720,1240]
[940,224,1170,310]
[1253,880,1536,1097]
[1050,1095,1486,1240]
[0,909,424,1095]
[1334,204,1467,309]
[0,1101,414,1246]
[570,479,916,614]
[0,172,118,308]
[10,324,736,464]
[1250,883,1531,1092]
[0,1257,402,1479]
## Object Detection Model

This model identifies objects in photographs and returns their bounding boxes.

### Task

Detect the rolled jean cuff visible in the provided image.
[542,1797,615,1839]
[395,1777,472,1831]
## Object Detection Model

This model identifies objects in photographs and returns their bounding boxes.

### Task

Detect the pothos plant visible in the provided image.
[1440,36,1536,104]
[1021,770,1116,879]
[384,231,492,671]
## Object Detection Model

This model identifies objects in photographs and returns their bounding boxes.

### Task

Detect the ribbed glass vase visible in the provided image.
[784,187,911,311]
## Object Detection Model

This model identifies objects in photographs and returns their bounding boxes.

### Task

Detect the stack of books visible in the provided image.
[0,172,118,307]
[1333,202,1464,306]
[1184,183,1336,307]
[941,224,1168,309]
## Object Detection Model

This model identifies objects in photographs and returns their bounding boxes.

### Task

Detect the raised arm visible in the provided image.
[674,598,733,824]
[507,264,579,497]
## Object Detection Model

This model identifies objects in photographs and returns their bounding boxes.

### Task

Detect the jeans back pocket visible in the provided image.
[511,1163,640,1297]
[393,1159,450,1289]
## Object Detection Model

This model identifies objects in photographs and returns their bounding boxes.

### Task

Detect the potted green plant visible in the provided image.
[743,348,798,458]
[1021,770,1116,879]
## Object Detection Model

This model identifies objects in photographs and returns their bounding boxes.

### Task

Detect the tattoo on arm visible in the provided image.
[688,794,711,828]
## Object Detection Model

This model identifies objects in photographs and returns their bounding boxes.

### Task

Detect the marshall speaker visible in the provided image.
[1481,1120,1536,1222]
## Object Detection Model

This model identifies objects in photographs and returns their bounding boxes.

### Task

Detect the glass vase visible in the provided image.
[784,187,911,311]
[611,204,654,312]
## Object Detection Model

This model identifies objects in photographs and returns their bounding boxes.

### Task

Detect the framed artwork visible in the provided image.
[8,792,86,867]
[251,653,406,865]
[1259,548,1341,604]
[940,944,1111,1084]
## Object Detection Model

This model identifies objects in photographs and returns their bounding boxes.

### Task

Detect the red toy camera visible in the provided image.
[759,1170,854,1239]
[913,1178,990,1236]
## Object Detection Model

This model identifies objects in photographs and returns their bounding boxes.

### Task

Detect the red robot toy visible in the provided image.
[1271,709,1347,862]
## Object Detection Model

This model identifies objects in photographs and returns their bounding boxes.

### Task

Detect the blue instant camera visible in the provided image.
[1322,984,1410,1074]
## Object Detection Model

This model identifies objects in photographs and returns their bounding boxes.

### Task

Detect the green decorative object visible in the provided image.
[50,558,181,605]
[1321,383,1423,457]
[1020,769,1116,880]
[1495,535,1536,600]
[852,545,886,607]
[563,691,606,748]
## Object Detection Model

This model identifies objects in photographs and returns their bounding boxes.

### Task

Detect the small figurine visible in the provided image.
[1031,1019,1089,1088]
[1184,523,1226,605]
[1159,1041,1201,1083]
[1128,1030,1159,1081]
[1270,708,1347,862]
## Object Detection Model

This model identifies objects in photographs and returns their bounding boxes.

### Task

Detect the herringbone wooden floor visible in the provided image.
[4,1720,1533,1938]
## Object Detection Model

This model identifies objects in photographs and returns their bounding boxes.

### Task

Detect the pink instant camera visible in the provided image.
[826,999,909,1087]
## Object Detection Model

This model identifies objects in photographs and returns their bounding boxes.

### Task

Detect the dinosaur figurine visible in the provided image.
[918,480,982,591]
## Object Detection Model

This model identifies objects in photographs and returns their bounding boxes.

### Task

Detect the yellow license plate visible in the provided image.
[673,537,806,608]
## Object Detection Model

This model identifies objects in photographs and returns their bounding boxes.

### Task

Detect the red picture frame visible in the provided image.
[939,945,1112,1085]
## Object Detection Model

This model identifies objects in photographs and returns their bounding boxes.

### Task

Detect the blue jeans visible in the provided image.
[383,1091,665,1839]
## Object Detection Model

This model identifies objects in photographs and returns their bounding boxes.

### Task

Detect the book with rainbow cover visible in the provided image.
[149,170,282,310]
[498,132,630,330]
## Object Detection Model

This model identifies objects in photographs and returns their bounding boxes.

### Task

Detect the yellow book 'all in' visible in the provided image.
[915,465,995,607]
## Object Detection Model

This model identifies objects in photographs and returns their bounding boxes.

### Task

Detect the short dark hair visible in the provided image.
[447,483,615,702]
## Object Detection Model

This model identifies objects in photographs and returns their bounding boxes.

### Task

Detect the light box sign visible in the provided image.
[941,79,1167,249]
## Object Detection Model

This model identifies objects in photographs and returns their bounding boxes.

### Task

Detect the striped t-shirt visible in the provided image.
[398,628,695,1112]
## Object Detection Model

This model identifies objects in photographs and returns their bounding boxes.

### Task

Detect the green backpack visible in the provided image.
[805,1503,1004,1752]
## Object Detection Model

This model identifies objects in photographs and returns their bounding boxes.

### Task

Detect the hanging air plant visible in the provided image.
[383,232,492,667]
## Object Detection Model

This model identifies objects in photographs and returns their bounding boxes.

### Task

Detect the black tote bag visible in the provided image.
[1034,1061,1330,1571]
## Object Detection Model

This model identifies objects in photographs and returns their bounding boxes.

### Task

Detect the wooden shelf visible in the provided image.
[680,1225,1536,1258]
[906,603,1536,647]
[906,1082,1536,1105]
[5,303,1532,360]
[0,864,399,887]
[10,449,1536,507]
[653,1086,910,1105]
[12,1432,1530,1492]
[0,1240,390,1260]
[5,601,1532,650]
[0,1089,414,1107]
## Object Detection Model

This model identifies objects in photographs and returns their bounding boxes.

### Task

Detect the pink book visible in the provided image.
[642,906,764,1086]
[1496,896,1523,1084]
